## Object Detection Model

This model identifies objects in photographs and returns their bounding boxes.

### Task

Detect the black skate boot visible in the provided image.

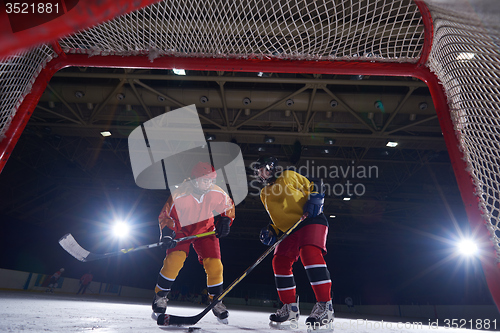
[151,291,169,320]
[269,295,299,329]
[210,296,229,324]
[305,300,334,331]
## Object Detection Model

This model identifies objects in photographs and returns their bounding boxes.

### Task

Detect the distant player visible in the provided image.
[345,296,355,313]
[76,271,93,295]
[253,156,334,329]
[46,268,64,293]
[152,162,235,324]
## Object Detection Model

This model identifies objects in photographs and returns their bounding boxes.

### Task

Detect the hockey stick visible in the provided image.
[59,231,215,262]
[157,213,309,326]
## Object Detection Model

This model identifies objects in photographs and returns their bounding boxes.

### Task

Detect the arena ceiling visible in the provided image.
[0,67,464,246]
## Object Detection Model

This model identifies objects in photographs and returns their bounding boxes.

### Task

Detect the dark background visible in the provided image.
[0,68,494,306]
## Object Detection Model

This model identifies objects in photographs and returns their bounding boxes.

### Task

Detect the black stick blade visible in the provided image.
[157,313,204,326]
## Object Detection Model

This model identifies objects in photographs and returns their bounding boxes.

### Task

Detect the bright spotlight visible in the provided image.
[112,221,130,238]
[457,239,478,256]
[173,68,186,75]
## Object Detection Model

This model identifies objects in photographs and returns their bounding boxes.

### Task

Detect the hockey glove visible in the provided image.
[303,192,325,217]
[215,216,231,238]
[260,224,278,246]
[160,227,177,250]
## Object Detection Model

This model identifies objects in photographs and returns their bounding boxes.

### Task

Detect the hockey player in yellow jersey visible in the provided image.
[253,156,334,329]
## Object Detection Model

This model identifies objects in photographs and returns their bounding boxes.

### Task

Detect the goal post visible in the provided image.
[0,0,499,310]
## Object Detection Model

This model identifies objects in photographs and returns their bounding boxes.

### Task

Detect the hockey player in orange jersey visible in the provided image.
[152,162,235,323]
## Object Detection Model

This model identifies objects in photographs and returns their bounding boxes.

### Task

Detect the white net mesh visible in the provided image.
[0,45,56,140]
[0,0,425,150]
[427,4,500,260]
[60,0,423,62]
[0,0,499,265]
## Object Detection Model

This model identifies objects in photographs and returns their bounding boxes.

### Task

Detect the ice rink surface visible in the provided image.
[0,290,496,332]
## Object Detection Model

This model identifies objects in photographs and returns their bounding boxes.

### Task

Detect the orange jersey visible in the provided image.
[159,180,235,236]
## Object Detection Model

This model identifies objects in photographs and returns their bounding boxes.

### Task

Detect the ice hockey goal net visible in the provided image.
[0,0,499,309]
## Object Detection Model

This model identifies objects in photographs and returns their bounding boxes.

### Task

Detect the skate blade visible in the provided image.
[269,320,299,330]
[216,317,229,325]
[151,312,160,321]
[307,327,334,332]
[306,321,334,332]
[158,327,200,331]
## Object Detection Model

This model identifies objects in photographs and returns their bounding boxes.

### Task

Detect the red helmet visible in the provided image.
[191,162,217,179]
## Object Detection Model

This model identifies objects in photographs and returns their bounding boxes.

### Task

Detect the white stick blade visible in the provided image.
[59,233,90,262]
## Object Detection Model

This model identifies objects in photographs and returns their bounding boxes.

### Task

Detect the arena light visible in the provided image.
[112,221,130,238]
[324,138,335,145]
[457,238,479,256]
[173,68,186,75]
[264,136,275,143]
[386,141,398,147]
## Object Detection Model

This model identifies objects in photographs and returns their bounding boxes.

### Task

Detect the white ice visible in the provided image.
[0,290,493,332]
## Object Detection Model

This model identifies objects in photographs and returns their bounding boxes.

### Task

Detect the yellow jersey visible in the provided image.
[260,170,314,233]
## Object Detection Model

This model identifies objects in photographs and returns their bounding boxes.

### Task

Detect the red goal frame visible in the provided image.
[0,0,498,311]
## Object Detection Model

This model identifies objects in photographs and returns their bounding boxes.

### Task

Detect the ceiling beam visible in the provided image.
[235,84,310,129]
[380,86,417,133]
[53,72,428,88]
[89,79,126,123]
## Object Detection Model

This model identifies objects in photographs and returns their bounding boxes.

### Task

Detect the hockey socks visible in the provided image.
[300,245,331,303]
[272,246,332,304]
[203,257,224,296]
[156,250,186,293]
[272,255,297,304]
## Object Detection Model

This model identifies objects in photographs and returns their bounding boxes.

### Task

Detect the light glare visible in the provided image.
[173,68,186,75]
[112,221,130,238]
[457,239,478,256]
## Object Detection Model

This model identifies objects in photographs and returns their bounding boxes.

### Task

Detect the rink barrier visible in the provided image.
[0,268,499,321]
[0,267,150,298]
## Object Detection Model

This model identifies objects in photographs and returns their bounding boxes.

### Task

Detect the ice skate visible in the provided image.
[151,291,169,320]
[305,300,334,332]
[212,301,229,325]
[211,298,229,324]
[269,295,299,329]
